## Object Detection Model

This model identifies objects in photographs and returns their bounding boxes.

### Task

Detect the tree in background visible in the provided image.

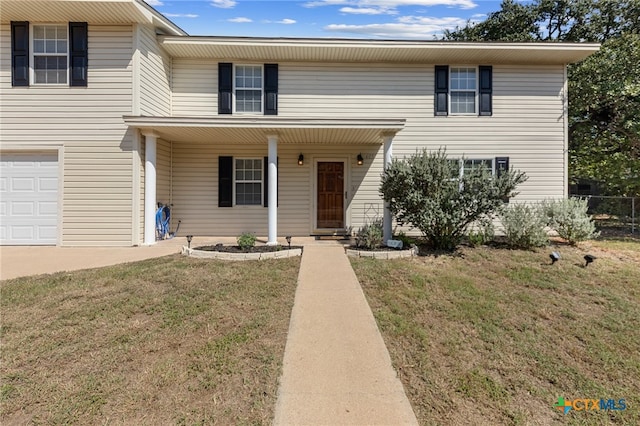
[445,0,640,196]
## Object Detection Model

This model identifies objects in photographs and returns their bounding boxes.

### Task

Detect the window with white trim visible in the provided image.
[450,67,477,115]
[235,65,263,113]
[235,158,263,205]
[463,159,494,176]
[32,24,68,85]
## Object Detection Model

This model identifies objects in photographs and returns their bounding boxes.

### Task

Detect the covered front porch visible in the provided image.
[124,116,405,246]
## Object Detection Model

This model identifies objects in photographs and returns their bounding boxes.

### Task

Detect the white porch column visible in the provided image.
[382,133,394,243]
[143,132,157,245]
[267,135,278,245]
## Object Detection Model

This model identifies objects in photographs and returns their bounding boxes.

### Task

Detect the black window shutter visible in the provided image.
[479,65,493,116]
[218,63,233,114]
[263,157,279,207]
[69,22,88,87]
[495,156,509,178]
[434,65,448,116]
[219,156,233,207]
[11,21,29,87]
[264,64,278,115]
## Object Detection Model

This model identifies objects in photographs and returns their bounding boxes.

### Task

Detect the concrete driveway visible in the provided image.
[0,236,314,280]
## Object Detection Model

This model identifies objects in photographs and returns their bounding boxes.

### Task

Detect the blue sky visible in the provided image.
[145,0,506,39]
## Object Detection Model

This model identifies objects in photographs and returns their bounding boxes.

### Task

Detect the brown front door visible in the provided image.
[317,162,344,229]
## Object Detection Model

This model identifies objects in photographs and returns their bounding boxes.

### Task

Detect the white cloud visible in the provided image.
[325,15,469,38]
[228,17,253,23]
[278,19,297,24]
[306,0,477,12]
[145,0,163,6]
[211,0,237,8]
[164,13,199,18]
[339,7,396,15]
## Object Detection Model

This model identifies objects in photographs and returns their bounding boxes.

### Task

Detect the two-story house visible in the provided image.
[0,0,599,246]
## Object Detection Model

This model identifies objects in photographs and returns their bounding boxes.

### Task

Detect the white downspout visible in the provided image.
[143,131,157,245]
[382,133,394,242]
[267,135,278,245]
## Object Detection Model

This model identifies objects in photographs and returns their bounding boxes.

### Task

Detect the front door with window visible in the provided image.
[317,162,344,229]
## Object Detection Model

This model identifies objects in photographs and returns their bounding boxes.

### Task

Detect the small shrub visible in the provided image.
[356,221,384,250]
[500,204,549,249]
[543,198,600,245]
[467,217,495,247]
[393,230,415,248]
[237,232,257,251]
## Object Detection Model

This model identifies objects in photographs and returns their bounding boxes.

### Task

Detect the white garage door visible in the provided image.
[1,152,58,245]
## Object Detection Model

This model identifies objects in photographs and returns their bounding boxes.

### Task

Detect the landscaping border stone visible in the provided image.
[345,245,418,259]
[182,246,303,260]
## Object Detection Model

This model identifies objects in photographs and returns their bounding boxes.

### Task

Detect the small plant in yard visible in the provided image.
[356,220,384,250]
[500,203,549,249]
[467,217,495,247]
[543,198,600,245]
[237,232,257,251]
[380,148,526,251]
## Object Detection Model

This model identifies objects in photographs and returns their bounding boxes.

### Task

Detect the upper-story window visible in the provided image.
[434,65,492,116]
[235,65,263,113]
[11,21,88,87]
[218,63,278,115]
[450,67,477,115]
[32,25,68,85]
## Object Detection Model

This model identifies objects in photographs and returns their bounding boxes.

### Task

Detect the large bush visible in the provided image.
[380,149,526,251]
[543,198,600,245]
[500,204,549,249]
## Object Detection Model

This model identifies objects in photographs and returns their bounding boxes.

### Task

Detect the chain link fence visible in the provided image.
[570,195,638,236]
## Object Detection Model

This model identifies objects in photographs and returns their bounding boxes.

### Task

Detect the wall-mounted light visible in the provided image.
[357,153,364,166]
[298,154,304,166]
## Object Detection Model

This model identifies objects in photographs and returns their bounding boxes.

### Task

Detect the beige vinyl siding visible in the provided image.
[278,62,566,201]
[169,142,379,236]
[138,24,171,116]
[171,58,217,117]
[0,24,135,246]
[157,138,171,206]
[165,61,566,236]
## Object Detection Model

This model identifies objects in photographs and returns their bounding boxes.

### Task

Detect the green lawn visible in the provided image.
[1,255,300,425]
[352,240,640,425]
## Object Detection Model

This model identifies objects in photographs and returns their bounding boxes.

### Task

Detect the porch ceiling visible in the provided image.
[123,116,406,145]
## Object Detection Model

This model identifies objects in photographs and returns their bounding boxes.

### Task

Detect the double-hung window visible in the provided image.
[235,158,263,205]
[11,21,88,87]
[32,24,68,85]
[463,159,494,176]
[235,65,263,113]
[434,65,492,116]
[450,67,477,115]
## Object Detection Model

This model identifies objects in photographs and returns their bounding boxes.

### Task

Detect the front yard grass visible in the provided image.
[351,240,640,425]
[1,255,300,425]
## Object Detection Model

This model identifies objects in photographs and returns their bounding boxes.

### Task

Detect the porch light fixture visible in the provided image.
[298,154,304,166]
[186,235,193,249]
[285,235,292,249]
[357,153,364,165]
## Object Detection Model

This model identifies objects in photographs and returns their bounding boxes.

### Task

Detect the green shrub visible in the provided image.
[237,232,257,251]
[380,148,526,251]
[543,198,600,245]
[356,220,384,250]
[467,217,495,247]
[500,204,549,249]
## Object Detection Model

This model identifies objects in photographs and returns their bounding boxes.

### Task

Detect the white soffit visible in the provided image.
[160,37,600,65]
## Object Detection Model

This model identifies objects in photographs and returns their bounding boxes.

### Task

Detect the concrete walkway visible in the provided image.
[274,243,418,425]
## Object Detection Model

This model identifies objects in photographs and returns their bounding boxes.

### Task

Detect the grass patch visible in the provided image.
[351,241,640,425]
[1,255,300,425]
